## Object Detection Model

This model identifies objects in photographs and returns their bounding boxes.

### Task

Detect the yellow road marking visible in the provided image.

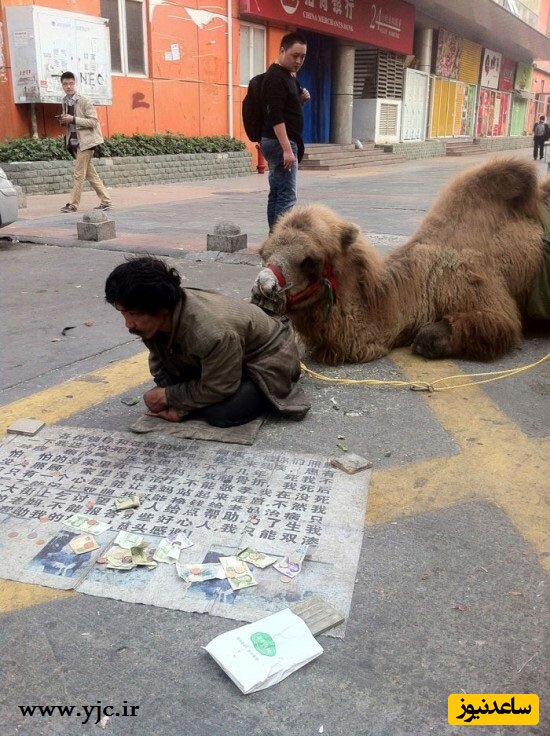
[0,353,150,437]
[0,580,73,613]
[368,349,549,569]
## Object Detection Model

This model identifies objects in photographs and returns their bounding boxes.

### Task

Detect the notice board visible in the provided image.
[6,5,112,105]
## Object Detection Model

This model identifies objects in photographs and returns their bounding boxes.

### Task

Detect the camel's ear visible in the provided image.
[340,223,360,250]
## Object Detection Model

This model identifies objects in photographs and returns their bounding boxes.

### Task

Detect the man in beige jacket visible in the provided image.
[105,256,311,427]
[58,71,111,213]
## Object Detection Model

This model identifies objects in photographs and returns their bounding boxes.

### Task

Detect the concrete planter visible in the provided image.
[2,150,253,195]
[473,135,531,152]
[391,137,531,160]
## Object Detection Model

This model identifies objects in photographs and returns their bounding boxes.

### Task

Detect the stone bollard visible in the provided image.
[14,185,27,209]
[76,211,116,241]
[206,221,247,253]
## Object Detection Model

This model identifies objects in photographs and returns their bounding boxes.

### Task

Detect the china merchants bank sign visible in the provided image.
[239,0,415,55]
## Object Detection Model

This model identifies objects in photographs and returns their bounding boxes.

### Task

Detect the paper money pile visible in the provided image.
[153,538,182,564]
[69,534,99,555]
[115,494,140,511]
[97,536,157,571]
[62,508,312,590]
[219,556,257,590]
[237,547,280,569]
[175,545,311,591]
[63,513,111,536]
[176,562,226,583]
[273,544,309,579]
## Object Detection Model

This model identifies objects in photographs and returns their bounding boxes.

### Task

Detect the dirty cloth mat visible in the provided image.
[129,413,265,445]
[0,426,371,638]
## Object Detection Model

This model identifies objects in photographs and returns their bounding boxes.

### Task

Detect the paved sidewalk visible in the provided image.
[2,148,540,259]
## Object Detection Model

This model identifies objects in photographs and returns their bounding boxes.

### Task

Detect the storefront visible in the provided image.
[238,0,414,144]
[475,48,511,137]
[428,30,480,139]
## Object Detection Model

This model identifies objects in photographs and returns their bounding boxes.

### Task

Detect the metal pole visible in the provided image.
[30,103,39,139]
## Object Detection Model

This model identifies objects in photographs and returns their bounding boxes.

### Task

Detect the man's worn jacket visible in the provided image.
[143,289,311,420]
[61,93,104,151]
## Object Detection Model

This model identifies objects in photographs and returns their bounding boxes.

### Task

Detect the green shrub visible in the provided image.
[0,136,71,162]
[0,133,245,162]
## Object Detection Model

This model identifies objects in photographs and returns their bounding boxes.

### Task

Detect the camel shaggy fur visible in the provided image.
[251,157,548,365]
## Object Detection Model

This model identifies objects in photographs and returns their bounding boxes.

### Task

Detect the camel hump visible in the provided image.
[464,157,539,216]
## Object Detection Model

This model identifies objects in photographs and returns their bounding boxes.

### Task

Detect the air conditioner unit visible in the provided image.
[375,99,401,144]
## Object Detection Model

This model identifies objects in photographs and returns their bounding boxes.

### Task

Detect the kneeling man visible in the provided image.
[105,256,310,426]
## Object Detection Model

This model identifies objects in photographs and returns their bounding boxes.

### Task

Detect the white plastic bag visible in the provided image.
[203,608,323,694]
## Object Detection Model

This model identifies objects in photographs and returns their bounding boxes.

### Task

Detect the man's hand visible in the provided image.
[146,408,181,423]
[143,387,168,413]
[283,148,296,171]
[300,88,311,103]
[59,114,74,125]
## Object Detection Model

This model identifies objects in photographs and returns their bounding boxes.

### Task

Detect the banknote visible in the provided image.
[104,545,135,570]
[219,556,257,590]
[167,531,193,549]
[131,543,157,568]
[237,547,280,568]
[153,538,181,564]
[63,514,110,536]
[115,494,140,511]
[114,531,143,549]
[273,544,308,579]
[69,534,99,555]
[176,562,226,583]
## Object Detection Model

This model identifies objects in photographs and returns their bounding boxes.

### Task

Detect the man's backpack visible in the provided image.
[535,121,546,137]
[242,72,266,143]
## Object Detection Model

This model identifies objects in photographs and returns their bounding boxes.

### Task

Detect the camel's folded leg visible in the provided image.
[411,309,522,361]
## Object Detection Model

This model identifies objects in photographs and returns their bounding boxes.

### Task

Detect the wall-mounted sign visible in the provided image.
[6,5,112,105]
[480,48,502,89]
[499,57,515,92]
[435,28,461,79]
[239,0,415,56]
[514,61,533,92]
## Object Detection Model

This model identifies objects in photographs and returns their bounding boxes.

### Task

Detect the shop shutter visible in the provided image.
[458,40,482,85]
[510,98,527,136]
[454,82,465,136]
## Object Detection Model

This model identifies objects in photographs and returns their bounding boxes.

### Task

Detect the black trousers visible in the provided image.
[195,379,270,427]
[533,136,545,159]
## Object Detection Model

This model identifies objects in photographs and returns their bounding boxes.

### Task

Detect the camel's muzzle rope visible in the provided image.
[300,353,550,392]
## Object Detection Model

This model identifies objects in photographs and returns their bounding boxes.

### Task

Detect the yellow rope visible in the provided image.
[300,353,550,393]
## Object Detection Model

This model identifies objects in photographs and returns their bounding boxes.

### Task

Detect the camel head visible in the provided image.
[251,204,361,316]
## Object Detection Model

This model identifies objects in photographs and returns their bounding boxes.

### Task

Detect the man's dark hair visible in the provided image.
[105,256,182,314]
[280,32,307,51]
[540,115,546,121]
[60,71,76,82]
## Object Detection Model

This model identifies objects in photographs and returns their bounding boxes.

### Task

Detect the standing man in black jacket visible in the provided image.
[533,115,549,161]
[260,32,310,232]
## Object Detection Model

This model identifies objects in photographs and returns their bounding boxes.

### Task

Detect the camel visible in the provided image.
[250,157,549,365]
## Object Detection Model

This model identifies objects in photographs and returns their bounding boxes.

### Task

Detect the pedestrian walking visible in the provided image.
[58,71,112,212]
[532,115,548,161]
[260,32,309,232]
